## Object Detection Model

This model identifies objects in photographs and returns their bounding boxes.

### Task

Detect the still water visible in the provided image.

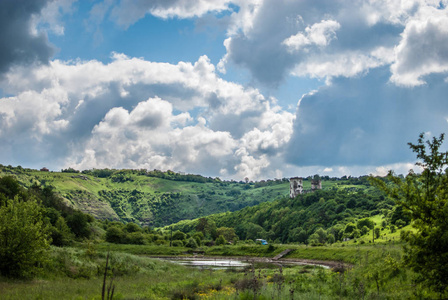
[159,257,329,270]
[162,258,250,269]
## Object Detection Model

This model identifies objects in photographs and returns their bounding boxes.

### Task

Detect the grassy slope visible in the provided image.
[0,165,304,226]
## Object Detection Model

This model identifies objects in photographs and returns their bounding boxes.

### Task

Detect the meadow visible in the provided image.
[0,239,432,300]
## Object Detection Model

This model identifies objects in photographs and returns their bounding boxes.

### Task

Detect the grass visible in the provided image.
[94,243,191,256]
[90,240,404,267]
[0,242,439,299]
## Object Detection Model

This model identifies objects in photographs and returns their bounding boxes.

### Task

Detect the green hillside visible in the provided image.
[0,165,312,227]
[166,178,409,244]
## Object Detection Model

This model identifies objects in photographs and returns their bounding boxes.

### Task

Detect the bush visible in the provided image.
[395,219,406,228]
[215,235,227,245]
[172,230,186,241]
[0,197,50,277]
[390,224,396,233]
[66,211,91,239]
[172,240,184,247]
[50,216,73,246]
[105,226,124,243]
[374,227,381,239]
[360,226,370,236]
[344,223,356,234]
[357,218,375,230]
[185,237,198,248]
[124,222,141,233]
[126,232,145,245]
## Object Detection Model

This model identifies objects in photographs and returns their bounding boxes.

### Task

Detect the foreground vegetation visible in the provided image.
[0,242,435,300]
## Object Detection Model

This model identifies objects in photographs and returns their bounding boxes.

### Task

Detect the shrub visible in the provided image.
[172,240,183,247]
[185,237,198,248]
[0,197,50,278]
[126,232,145,245]
[66,211,91,239]
[357,218,375,230]
[50,216,73,246]
[105,226,124,243]
[395,219,406,228]
[172,230,186,241]
[344,223,356,234]
[360,226,370,236]
[215,235,227,245]
[124,222,141,233]
[374,227,381,239]
[390,224,396,233]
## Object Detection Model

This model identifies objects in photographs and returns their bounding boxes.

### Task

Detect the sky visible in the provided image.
[1,0,448,180]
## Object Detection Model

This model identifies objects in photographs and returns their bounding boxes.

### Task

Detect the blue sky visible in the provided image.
[1,0,448,180]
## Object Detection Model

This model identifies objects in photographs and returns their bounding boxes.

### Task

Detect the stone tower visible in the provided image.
[290,177,303,198]
[311,179,322,191]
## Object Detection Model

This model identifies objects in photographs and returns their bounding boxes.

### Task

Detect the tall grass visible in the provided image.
[0,243,438,299]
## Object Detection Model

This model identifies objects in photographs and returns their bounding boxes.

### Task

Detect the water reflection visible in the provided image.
[164,258,250,270]
[160,257,330,270]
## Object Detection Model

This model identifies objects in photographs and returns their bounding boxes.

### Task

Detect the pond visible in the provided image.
[159,257,329,270]
[161,258,251,270]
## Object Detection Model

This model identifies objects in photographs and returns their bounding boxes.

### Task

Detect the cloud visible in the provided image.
[31,0,76,36]
[108,0,233,28]
[0,54,295,180]
[2,0,448,181]
[217,0,448,88]
[220,0,401,86]
[286,66,448,168]
[72,97,235,173]
[85,0,448,89]
[0,0,55,76]
[390,5,448,86]
[283,19,341,52]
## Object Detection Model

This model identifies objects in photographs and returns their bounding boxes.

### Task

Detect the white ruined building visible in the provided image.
[311,179,322,191]
[290,177,303,198]
[290,177,322,198]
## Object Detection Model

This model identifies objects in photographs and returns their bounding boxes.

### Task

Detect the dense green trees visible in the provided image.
[0,175,96,277]
[0,197,50,277]
[66,211,92,239]
[372,133,448,295]
[167,185,388,245]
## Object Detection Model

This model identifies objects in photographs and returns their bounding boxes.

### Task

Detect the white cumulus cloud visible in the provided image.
[283,19,341,52]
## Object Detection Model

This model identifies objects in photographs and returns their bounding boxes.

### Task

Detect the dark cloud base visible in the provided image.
[0,0,54,76]
[287,67,448,167]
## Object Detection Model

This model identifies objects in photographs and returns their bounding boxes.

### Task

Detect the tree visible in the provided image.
[215,235,227,245]
[308,228,328,244]
[360,226,370,236]
[216,227,237,242]
[172,230,186,241]
[374,227,380,239]
[357,218,375,230]
[344,223,356,236]
[0,197,50,277]
[105,226,124,244]
[371,133,448,295]
[185,237,198,248]
[50,216,73,246]
[288,227,308,244]
[66,211,91,239]
[124,222,141,233]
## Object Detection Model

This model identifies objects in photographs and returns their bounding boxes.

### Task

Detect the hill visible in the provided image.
[0,165,307,227]
[166,178,409,244]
